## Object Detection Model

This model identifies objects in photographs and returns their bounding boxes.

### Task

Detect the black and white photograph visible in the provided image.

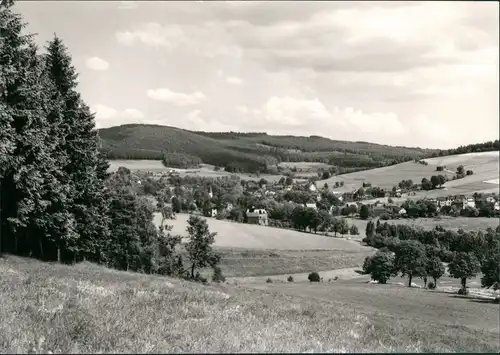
[0,0,499,353]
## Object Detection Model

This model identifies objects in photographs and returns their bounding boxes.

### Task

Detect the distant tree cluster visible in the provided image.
[162,152,202,169]
[363,220,500,291]
[432,140,500,157]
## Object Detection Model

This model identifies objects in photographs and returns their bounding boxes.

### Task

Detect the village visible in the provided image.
[130,166,500,234]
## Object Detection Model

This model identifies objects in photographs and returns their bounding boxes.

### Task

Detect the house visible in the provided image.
[495,202,500,211]
[308,183,317,192]
[246,207,269,226]
[436,197,452,207]
[486,196,496,204]
[398,208,407,215]
[466,197,475,209]
[304,203,317,210]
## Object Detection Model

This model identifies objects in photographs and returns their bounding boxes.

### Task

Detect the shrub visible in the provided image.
[287,276,294,282]
[494,297,500,304]
[308,272,320,282]
[211,267,226,283]
[427,281,436,289]
[266,277,273,283]
[458,287,469,295]
[334,276,339,281]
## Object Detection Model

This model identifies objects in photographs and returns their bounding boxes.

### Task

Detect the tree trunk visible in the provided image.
[461,277,466,289]
[57,247,61,263]
[38,236,44,260]
[433,276,437,286]
[423,276,427,288]
[408,275,413,287]
[191,263,195,279]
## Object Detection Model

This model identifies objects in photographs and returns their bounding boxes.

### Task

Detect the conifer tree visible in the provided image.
[45,36,110,263]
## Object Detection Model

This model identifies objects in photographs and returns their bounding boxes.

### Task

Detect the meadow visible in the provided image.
[157,213,371,252]
[108,160,296,182]
[1,256,498,353]
[323,151,499,197]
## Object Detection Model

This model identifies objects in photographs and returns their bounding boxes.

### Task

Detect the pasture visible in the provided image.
[324,151,499,197]
[157,213,371,252]
[1,256,497,353]
[203,248,373,278]
[108,160,296,182]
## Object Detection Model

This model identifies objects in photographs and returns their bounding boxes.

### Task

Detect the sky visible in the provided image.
[15,0,499,149]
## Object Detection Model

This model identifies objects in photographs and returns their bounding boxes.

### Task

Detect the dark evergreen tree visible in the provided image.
[44,36,111,263]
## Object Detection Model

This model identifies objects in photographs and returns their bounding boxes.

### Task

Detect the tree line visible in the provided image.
[0,2,221,282]
[362,220,500,292]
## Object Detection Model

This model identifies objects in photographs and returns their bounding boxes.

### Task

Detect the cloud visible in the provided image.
[232,96,409,142]
[85,57,110,71]
[225,76,243,85]
[147,88,206,106]
[91,104,144,128]
[117,1,138,10]
[116,22,241,58]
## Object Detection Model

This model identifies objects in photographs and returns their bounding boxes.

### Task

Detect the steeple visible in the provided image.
[208,186,213,199]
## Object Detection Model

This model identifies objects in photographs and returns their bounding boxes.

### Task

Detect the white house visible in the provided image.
[308,183,317,192]
[398,208,407,215]
[305,203,317,210]
[495,202,500,211]
[466,197,475,209]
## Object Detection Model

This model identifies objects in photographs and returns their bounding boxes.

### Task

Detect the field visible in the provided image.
[324,151,499,197]
[108,160,299,182]
[2,256,498,353]
[199,248,374,278]
[158,213,370,252]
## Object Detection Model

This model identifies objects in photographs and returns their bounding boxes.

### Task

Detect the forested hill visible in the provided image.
[99,124,440,173]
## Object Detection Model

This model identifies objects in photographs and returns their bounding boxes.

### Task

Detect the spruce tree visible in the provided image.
[45,36,110,263]
[0,4,76,259]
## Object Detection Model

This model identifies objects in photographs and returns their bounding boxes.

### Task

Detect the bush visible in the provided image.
[427,281,436,289]
[287,276,294,282]
[266,277,273,283]
[494,297,500,304]
[458,287,469,295]
[308,272,320,282]
[334,276,338,281]
[211,267,226,283]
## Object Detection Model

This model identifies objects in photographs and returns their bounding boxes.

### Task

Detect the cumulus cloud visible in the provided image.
[232,96,409,143]
[116,22,241,58]
[85,57,110,71]
[147,88,206,106]
[91,104,144,128]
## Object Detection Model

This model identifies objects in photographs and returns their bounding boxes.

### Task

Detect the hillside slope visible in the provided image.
[323,151,499,197]
[98,124,435,173]
[1,256,498,353]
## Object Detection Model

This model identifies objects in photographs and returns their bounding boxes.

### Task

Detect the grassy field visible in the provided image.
[158,213,371,252]
[2,256,498,353]
[248,281,499,339]
[210,248,373,278]
[108,160,296,182]
[324,151,499,197]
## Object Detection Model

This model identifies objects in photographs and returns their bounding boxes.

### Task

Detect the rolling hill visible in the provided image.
[98,124,437,173]
[323,151,499,198]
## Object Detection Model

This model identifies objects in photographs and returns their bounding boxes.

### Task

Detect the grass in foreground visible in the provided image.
[1,256,498,353]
